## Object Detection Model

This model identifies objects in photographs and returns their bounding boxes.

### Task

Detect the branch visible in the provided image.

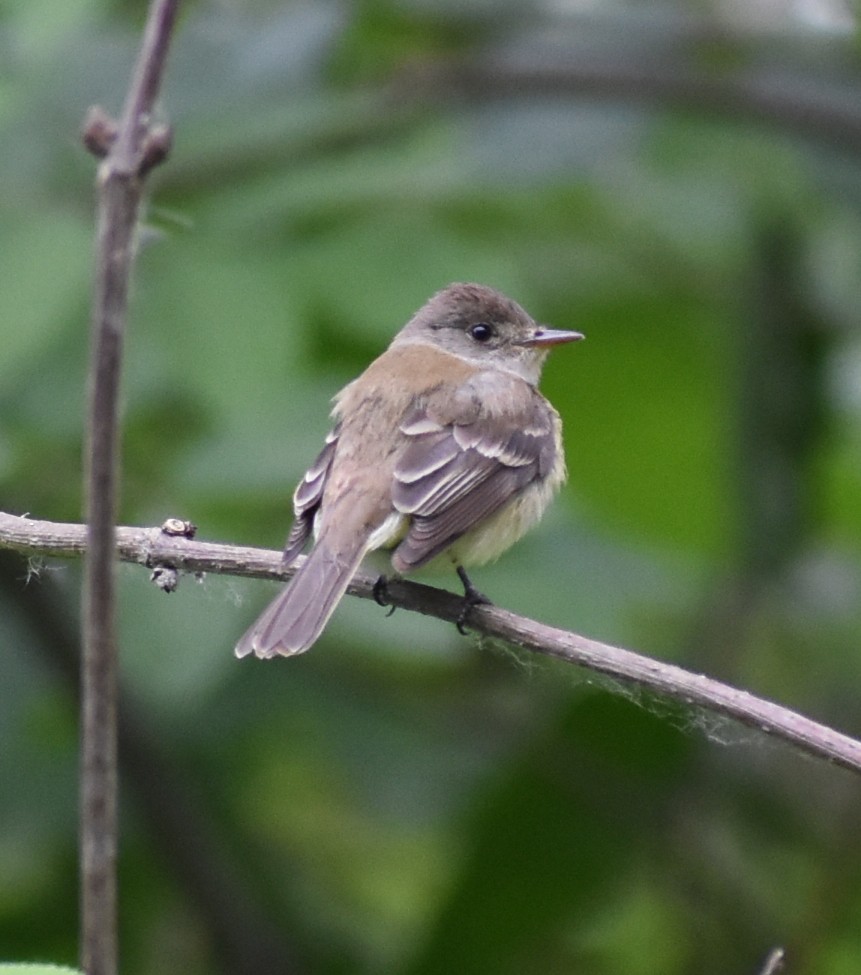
[80,2,180,973]
[3,510,861,777]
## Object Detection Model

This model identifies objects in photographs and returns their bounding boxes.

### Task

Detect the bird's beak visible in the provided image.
[521,327,585,348]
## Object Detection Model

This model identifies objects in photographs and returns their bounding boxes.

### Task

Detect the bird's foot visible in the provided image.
[373,575,397,617]
[455,566,491,635]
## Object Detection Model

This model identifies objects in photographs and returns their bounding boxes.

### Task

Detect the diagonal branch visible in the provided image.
[3,509,860,777]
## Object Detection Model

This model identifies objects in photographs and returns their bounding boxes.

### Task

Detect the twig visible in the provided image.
[80,2,180,974]
[3,510,861,777]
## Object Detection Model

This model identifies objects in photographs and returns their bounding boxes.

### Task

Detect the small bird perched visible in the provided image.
[235,283,583,658]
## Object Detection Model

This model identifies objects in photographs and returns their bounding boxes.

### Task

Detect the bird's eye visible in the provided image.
[468,323,494,342]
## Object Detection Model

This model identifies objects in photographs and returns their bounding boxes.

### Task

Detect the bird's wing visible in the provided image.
[282,424,340,564]
[391,393,559,571]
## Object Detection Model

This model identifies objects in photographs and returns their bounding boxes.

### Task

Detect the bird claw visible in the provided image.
[373,575,396,617]
[373,575,389,606]
[455,567,491,634]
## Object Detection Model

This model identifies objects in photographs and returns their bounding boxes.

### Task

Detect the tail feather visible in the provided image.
[235,541,366,658]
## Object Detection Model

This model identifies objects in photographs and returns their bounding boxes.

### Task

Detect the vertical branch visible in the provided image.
[687,217,831,674]
[80,3,180,974]
[737,219,829,578]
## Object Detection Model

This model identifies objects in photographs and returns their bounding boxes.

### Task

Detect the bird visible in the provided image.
[235,282,583,658]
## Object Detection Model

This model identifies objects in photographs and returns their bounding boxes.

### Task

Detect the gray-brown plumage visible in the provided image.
[235,283,582,658]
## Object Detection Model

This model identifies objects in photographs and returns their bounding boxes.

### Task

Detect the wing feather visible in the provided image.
[391,398,558,571]
[283,425,339,564]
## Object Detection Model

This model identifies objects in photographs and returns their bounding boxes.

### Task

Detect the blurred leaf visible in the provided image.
[329,0,476,83]
[0,212,91,389]
[404,694,691,974]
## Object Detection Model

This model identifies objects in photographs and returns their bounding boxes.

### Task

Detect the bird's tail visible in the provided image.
[235,540,367,658]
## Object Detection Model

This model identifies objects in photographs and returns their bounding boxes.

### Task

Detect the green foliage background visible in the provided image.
[2,0,861,972]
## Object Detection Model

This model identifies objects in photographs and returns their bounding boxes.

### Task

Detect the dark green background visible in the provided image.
[2,0,861,972]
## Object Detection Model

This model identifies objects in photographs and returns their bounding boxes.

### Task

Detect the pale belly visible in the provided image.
[323,460,563,576]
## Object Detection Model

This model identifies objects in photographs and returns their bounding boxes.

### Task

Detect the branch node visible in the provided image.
[150,564,179,593]
[160,517,197,539]
[139,123,173,176]
[82,105,119,159]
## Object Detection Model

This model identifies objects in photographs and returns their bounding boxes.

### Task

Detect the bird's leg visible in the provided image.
[455,566,491,635]
[456,566,490,605]
[373,574,397,617]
